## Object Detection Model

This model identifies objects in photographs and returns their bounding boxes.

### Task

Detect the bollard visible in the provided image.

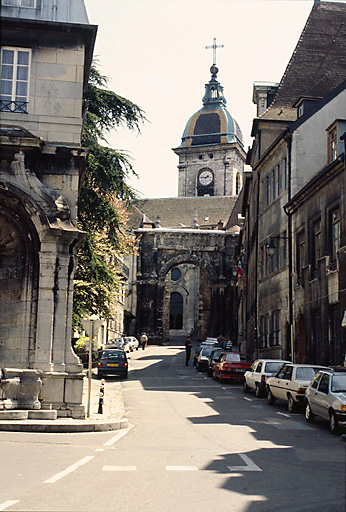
[97,379,105,414]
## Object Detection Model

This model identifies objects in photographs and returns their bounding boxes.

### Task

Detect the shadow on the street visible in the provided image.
[124,345,345,512]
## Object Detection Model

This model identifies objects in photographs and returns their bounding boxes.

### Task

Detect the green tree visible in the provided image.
[73,64,145,328]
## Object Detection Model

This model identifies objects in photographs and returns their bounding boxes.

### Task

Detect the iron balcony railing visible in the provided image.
[0,100,28,113]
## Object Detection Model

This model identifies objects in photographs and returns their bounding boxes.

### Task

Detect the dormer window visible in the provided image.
[0,47,30,113]
[2,0,36,7]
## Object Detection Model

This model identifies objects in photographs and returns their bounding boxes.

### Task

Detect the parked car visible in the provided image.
[108,337,131,353]
[97,349,128,378]
[207,348,224,377]
[193,339,218,366]
[305,368,346,433]
[244,359,290,397]
[213,352,252,383]
[266,363,329,413]
[196,346,218,372]
[124,336,139,351]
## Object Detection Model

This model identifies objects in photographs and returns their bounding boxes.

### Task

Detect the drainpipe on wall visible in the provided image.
[284,133,294,363]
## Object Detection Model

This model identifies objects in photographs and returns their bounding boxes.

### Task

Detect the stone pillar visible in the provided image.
[34,251,56,372]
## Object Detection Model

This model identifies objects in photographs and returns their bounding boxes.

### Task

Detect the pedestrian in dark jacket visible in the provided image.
[185,336,192,366]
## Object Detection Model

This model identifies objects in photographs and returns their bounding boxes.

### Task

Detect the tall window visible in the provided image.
[2,1,36,6]
[281,158,287,191]
[1,47,30,113]
[236,173,241,194]
[327,123,337,164]
[312,219,321,278]
[271,310,281,346]
[297,230,305,284]
[330,208,340,270]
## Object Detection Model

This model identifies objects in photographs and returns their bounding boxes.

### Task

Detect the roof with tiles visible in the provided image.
[260,1,346,122]
[127,196,239,231]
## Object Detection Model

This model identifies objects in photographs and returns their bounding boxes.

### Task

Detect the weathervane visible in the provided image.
[205,37,224,65]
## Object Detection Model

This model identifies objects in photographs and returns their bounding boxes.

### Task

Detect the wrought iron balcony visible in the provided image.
[0,100,28,113]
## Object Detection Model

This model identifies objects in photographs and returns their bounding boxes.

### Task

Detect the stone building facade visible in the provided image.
[240,1,346,365]
[0,0,96,417]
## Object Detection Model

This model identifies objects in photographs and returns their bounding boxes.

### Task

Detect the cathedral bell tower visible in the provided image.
[173,47,246,198]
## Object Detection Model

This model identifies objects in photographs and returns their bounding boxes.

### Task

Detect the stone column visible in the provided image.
[34,251,56,372]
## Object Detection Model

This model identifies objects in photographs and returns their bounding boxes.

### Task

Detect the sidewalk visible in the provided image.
[0,370,128,433]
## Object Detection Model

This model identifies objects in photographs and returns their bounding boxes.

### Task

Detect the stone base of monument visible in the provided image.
[0,409,58,420]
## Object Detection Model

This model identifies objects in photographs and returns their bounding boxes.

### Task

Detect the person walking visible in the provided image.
[140,332,148,350]
[185,336,192,366]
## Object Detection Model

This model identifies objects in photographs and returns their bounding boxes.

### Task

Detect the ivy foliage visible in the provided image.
[73,64,145,328]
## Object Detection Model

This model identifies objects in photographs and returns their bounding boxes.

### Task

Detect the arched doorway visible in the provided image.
[0,197,39,368]
[170,292,183,329]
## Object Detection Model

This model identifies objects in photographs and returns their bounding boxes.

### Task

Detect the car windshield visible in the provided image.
[225,353,241,362]
[201,347,214,356]
[331,374,346,392]
[296,367,318,380]
[265,362,284,373]
[101,351,125,360]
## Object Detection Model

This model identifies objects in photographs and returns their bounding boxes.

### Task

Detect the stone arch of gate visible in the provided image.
[158,253,218,343]
[158,253,218,283]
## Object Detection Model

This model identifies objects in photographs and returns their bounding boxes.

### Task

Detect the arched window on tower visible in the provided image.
[236,173,242,195]
[169,292,183,329]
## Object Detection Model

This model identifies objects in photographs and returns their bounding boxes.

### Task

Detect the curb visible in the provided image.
[0,417,129,433]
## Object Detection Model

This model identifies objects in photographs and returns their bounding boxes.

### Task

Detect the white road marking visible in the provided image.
[244,397,252,401]
[103,425,133,447]
[95,448,104,452]
[44,456,94,483]
[0,501,20,511]
[228,454,262,472]
[166,466,198,471]
[277,412,290,418]
[103,466,136,471]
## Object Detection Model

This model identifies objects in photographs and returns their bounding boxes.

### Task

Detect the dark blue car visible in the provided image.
[97,349,128,379]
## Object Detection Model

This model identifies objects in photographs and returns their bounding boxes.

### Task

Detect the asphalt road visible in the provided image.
[0,344,345,512]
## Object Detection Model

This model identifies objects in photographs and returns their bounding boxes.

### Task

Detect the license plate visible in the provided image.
[234,368,244,372]
[107,363,118,367]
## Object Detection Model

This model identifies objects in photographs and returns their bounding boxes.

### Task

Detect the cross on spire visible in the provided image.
[205,37,224,65]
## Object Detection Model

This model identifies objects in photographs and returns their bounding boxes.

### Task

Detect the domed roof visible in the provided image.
[179,66,243,148]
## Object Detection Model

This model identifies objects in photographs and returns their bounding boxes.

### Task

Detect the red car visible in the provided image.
[213,352,252,383]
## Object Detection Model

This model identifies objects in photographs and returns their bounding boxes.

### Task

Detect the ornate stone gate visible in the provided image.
[135,227,238,343]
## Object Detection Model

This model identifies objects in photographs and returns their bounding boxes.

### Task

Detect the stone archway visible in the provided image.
[0,194,40,368]
[135,228,238,344]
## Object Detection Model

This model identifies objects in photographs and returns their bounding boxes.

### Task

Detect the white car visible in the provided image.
[305,369,346,433]
[124,336,139,351]
[244,359,290,397]
[266,363,329,413]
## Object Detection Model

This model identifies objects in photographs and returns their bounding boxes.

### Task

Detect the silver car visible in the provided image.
[305,369,346,433]
[266,363,329,413]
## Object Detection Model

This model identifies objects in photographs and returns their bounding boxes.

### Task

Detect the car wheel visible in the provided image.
[255,383,261,398]
[267,387,275,405]
[243,380,250,393]
[305,402,315,423]
[212,370,216,380]
[329,410,339,434]
[219,375,224,384]
[287,394,296,414]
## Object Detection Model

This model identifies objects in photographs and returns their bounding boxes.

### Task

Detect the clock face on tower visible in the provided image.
[198,169,213,186]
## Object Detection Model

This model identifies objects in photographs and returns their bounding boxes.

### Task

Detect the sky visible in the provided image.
[84,0,319,199]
